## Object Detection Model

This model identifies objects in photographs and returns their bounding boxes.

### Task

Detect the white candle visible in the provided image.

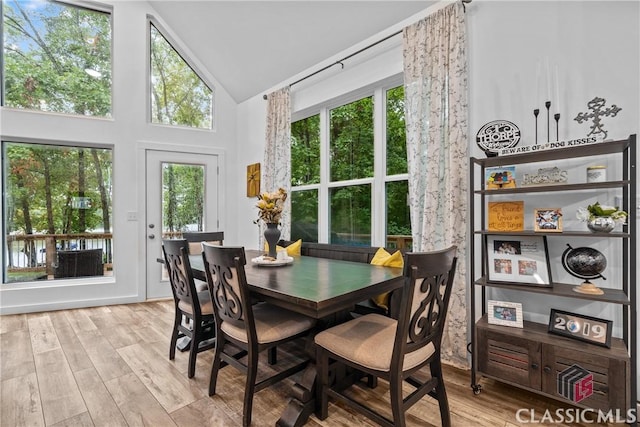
[535,60,541,106]
[545,57,551,102]
[554,65,560,113]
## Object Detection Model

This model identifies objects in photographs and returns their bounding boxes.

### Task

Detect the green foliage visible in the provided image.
[150,25,213,129]
[330,97,374,181]
[162,164,205,232]
[386,86,407,175]
[5,142,112,234]
[3,0,112,116]
[290,87,411,243]
[291,115,320,185]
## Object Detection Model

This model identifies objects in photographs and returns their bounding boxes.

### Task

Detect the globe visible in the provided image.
[561,244,607,295]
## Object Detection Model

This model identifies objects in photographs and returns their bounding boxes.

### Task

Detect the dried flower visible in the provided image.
[256,188,287,224]
[576,202,628,225]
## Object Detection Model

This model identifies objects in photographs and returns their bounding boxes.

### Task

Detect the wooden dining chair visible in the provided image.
[162,239,216,378]
[201,243,316,427]
[315,246,458,427]
[183,231,224,255]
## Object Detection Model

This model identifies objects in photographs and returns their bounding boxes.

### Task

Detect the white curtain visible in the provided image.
[262,86,291,241]
[403,2,469,367]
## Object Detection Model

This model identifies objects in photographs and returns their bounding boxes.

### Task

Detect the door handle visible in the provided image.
[148,234,155,239]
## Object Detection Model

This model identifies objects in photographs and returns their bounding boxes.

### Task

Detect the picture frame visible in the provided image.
[486,235,552,287]
[534,208,563,232]
[246,162,261,197]
[485,166,517,190]
[487,300,523,328]
[548,309,612,348]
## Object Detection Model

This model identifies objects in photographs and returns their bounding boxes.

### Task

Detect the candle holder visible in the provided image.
[545,101,551,142]
[533,109,540,144]
[554,113,560,141]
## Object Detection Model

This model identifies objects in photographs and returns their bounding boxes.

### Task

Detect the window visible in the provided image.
[290,84,411,248]
[3,141,113,283]
[150,24,213,129]
[2,0,112,116]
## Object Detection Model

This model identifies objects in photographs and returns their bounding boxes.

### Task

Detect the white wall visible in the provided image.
[0,0,238,313]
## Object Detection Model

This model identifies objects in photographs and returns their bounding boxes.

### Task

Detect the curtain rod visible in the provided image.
[263,0,471,100]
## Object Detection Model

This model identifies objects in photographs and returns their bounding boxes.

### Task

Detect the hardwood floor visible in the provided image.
[0,301,618,426]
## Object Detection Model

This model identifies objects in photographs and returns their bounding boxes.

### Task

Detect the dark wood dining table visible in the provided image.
[187,249,405,426]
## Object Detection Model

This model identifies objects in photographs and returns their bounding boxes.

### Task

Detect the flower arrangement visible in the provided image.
[256,188,287,224]
[576,202,628,225]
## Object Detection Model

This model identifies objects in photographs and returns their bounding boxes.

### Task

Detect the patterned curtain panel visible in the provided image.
[402,2,469,367]
[262,87,292,241]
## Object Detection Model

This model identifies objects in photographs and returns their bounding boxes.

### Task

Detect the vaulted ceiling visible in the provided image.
[149,1,436,102]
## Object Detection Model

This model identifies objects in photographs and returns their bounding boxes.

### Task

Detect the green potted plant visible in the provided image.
[576,201,628,233]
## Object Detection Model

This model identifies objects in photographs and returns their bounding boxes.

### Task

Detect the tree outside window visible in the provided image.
[150,24,213,129]
[2,0,112,116]
[290,85,411,248]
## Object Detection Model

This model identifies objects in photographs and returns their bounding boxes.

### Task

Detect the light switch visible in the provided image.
[127,211,138,221]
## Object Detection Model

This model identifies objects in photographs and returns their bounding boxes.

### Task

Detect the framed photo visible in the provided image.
[548,309,612,348]
[486,235,552,287]
[534,208,563,232]
[487,300,523,328]
[485,166,516,190]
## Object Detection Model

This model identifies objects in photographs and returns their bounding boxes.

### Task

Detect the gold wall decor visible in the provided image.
[247,163,260,197]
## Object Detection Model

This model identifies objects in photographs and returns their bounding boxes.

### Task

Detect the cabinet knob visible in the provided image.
[543,366,552,373]
[531,363,539,370]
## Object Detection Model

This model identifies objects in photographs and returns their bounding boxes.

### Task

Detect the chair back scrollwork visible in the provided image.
[398,247,458,356]
[201,245,253,334]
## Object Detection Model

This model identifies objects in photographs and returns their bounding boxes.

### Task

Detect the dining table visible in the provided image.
[187,248,405,426]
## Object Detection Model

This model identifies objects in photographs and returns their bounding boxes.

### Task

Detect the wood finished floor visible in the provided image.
[0,300,617,426]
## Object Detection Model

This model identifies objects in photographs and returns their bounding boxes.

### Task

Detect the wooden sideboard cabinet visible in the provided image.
[477,317,629,412]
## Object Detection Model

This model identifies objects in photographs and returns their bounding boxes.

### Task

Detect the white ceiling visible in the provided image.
[148,1,436,102]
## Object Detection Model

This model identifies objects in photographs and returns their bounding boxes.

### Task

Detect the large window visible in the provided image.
[3,142,113,283]
[150,24,213,129]
[2,0,112,116]
[290,84,411,248]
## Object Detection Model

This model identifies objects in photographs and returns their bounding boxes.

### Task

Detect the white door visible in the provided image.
[145,150,219,299]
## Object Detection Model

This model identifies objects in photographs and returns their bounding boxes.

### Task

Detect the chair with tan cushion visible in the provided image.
[315,246,458,427]
[201,243,316,427]
[162,239,216,379]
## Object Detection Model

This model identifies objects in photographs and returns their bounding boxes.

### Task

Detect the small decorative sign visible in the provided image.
[534,208,563,232]
[488,201,524,231]
[476,120,521,157]
[488,300,523,328]
[485,166,516,189]
[521,167,568,186]
[499,136,598,156]
[548,309,612,348]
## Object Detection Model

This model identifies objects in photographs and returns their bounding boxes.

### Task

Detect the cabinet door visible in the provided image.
[477,327,541,390]
[542,345,629,412]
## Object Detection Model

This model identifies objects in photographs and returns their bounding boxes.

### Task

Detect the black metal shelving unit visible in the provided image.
[469,134,636,418]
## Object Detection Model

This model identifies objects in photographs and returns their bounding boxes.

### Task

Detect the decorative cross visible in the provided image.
[574,97,622,140]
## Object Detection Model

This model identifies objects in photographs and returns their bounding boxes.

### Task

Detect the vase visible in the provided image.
[587,216,615,233]
[264,223,281,258]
